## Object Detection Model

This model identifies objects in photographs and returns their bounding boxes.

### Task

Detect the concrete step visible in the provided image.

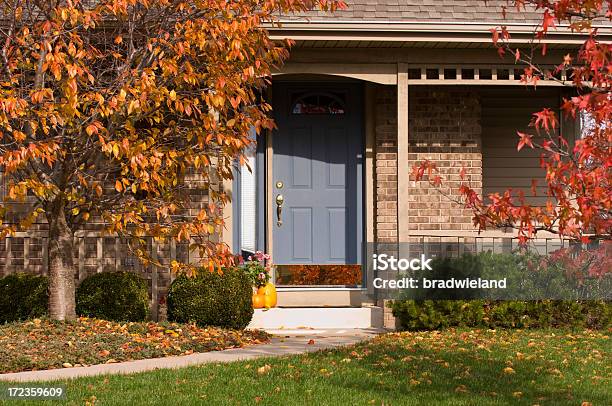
[247,306,384,329]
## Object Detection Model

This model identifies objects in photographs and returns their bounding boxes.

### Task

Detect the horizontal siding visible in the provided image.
[481,88,562,206]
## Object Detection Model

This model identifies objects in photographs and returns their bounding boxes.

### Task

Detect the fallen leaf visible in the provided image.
[257,364,271,375]
[455,385,468,393]
[503,367,515,374]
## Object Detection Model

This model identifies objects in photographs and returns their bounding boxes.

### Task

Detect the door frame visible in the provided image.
[263,79,366,285]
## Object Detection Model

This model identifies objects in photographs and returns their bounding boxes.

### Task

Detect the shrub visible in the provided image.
[167,268,254,329]
[390,250,611,330]
[391,300,611,331]
[390,300,484,331]
[76,271,149,321]
[415,251,591,300]
[0,273,48,323]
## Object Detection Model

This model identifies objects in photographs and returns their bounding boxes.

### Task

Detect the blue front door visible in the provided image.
[272,83,363,265]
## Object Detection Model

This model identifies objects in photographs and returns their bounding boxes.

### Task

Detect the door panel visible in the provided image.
[272,83,363,266]
[290,128,312,188]
[325,128,348,188]
[328,207,347,260]
[290,207,313,262]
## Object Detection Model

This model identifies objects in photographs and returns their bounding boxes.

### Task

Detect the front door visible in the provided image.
[272,83,363,270]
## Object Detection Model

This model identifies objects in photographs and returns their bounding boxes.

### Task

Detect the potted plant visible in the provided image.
[242,251,277,309]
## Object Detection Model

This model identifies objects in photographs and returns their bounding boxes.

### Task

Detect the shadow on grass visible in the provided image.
[287,331,609,405]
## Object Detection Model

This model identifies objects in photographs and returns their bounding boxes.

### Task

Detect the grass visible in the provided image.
[0,318,268,373]
[6,328,611,405]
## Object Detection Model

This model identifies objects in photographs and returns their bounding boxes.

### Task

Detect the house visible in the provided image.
[225,1,611,328]
[0,1,608,329]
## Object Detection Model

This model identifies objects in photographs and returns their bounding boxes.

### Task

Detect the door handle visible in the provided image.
[275,194,284,227]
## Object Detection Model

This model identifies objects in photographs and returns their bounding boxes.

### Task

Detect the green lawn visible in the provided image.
[8,329,611,405]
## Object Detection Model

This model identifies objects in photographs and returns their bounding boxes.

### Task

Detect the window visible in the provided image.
[291,92,346,115]
[239,137,257,254]
[580,110,596,139]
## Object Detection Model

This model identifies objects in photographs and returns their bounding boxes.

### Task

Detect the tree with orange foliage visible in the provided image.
[413,0,611,245]
[0,0,344,320]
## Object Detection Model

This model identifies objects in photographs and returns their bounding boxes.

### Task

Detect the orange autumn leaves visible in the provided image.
[0,0,343,272]
[0,317,269,373]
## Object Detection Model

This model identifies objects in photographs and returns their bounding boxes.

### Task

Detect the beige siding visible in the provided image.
[481,87,563,206]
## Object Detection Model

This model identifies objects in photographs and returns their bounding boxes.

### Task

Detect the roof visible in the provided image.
[271,0,611,45]
[283,0,544,24]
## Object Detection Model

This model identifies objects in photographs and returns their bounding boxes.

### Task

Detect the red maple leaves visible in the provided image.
[415,1,611,243]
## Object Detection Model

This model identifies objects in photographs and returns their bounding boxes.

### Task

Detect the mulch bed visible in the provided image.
[0,317,269,374]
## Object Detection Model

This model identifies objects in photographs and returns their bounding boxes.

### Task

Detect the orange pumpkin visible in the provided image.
[257,282,277,308]
[252,293,265,309]
[263,294,275,309]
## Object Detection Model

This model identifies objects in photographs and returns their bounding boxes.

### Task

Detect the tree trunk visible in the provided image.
[47,199,77,320]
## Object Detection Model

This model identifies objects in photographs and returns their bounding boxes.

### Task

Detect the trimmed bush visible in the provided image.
[167,268,254,330]
[403,251,607,301]
[391,300,611,331]
[390,250,611,330]
[76,271,149,321]
[0,273,48,323]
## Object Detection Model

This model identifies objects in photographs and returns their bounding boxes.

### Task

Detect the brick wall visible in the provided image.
[373,86,483,240]
[407,87,482,232]
[374,86,399,243]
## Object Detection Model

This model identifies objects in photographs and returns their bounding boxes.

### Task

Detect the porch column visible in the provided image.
[397,63,410,248]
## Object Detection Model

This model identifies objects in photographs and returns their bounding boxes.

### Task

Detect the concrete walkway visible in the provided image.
[0,328,382,382]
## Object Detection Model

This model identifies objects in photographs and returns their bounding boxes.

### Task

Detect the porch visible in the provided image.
[225,50,579,312]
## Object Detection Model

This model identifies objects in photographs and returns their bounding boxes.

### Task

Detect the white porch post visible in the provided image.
[397,63,410,250]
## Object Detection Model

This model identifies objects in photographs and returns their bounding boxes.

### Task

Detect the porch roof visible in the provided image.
[272,0,611,45]
[284,0,543,24]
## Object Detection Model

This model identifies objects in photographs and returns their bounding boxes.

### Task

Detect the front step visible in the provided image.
[247,306,384,329]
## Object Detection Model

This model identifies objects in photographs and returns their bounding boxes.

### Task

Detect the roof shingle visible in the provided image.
[283,0,549,24]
